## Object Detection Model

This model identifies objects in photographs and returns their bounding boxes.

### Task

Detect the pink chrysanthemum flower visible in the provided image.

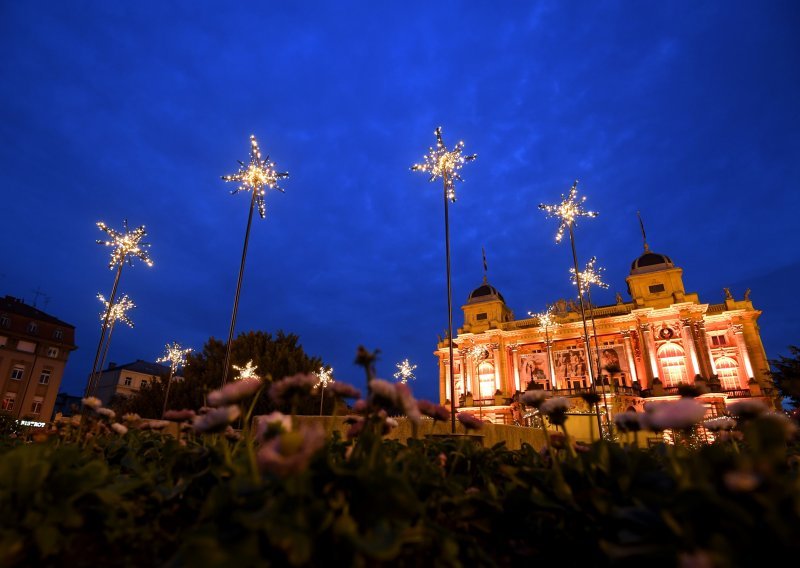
[255,412,292,441]
[328,382,361,400]
[417,400,451,422]
[457,412,483,430]
[208,377,262,407]
[521,390,550,408]
[192,405,241,433]
[111,423,128,435]
[163,409,196,422]
[81,397,102,409]
[644,398,706,431]
[269,373,317,405]
[96,407,116,420]
[257,423,326,476]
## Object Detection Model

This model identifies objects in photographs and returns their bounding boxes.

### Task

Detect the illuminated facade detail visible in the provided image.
[436,245,781,424]
[93,359,172,406]
[0,296,76,421]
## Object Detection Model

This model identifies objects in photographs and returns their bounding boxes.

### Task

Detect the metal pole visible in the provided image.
[319,386,325,416]
[222,190,258,386]
[96,322,116,391]
[585,285,612,435]
[87,262,124,397]
[162,367,175,417]
[443,173,456,434]
[568,223,603,435]
[545,324,555,388]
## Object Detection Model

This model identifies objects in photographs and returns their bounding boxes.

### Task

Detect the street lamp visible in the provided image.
[412,126,476,434]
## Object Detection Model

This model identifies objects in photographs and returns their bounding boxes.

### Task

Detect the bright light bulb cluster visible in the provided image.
[157,342,193,373]
[411,126,476,202]
[97,220,153,269]
[222,134,289,219]
[528,306,558,330]
[232,359,260,381]
[538,180,598,243]
[570,256,609,295]
[465,344,488,361]
[97,293,135,328]
[314,365,334,388]
[393,359,417,384]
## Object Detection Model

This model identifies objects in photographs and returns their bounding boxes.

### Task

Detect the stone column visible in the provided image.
[681,318,700,378]
[491,346,501,391]
[441,357,450,403]
[640,323,658,383]
[732,323,754,386]
[621,330,638,384]
[696,321,716,377]
[511,345,521,392]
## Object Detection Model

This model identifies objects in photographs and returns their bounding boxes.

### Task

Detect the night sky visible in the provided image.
[2,2,799,404]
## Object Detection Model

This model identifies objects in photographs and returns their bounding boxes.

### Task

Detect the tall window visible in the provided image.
[31,398,43,415]
[2,393,15,411]
[47,347,59,358]
[657,343,688,388]
[123,376,133,387]
[0,314,9,328]
[715,357,741,390]
[39,369,51,385]
[27,322,38,334]
[10,365,24,381]
[53,329,63,340]
[711,334,728,347]
[478,362,496,400]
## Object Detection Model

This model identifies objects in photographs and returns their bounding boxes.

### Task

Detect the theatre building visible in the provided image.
[435,246,780,426]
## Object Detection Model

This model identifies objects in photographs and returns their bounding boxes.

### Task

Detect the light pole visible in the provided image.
[412,126,476,434]
[221,135,288,386]
[539,180,603,435]
[158,342,193,417]
[528,306,559,390]
[87,220,152,397]
[96,293,135,384]
[570,256,613,435]
[314,366,334,416]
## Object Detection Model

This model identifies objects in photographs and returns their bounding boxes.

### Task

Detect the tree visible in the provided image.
[770,345,800,409]
[112,330,327,418]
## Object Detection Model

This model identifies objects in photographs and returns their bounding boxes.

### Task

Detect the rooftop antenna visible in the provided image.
[482,246,488,283]
[31,286,50,309]
[637,211,650,252]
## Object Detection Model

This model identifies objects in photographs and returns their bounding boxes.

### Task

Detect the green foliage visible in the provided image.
[770,345,800,409]
[1,413,799,567]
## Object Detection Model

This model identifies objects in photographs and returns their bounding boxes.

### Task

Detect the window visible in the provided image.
[657,343,688,388]
[711,335,727,346]
[2,393,15,411]
[31,398,43,415]
[47,347,59,358]
[53,329,63,340]
[476,313,488,320]
[27,322,38,334]
[715,357,741,390]
[478,362,496,400]
[0,314,9,328]
[39,369,51,385]
[10,365,24,381]
[123,376,133,387]
[140,379,148,388]
[649,284,666,294]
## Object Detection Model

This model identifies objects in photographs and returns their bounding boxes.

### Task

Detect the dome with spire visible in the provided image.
[467,278,506,304]
[630,250,675,274]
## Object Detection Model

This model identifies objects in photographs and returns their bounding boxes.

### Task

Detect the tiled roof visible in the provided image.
[0,295,75,328]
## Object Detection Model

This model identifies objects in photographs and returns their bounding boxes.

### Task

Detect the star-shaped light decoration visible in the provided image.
[232,360,260,381]
[538,180,598,243]
[528,305,558,331]
[97,293,135,328]
[314,366,334,389]
[96,219,153,269]
[411,126,476,202]
[157,342,193,374]
[465,344,489,361]
[570,256,609,295]
[393,359,417,384]
[222,135,289,218]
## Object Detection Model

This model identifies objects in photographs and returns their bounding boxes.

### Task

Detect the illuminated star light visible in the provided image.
[232,360,260,381]
[96,219,153,269]
[570,256,610,295]
[411,126,476,202]
[464,344,488,361]
[314,366,334,388]
[97,293,135,328]
[528,306,558,330]
[157,342,193,374]
[222,134,289,219]
[538,180,598,243]
[393,359,417,384]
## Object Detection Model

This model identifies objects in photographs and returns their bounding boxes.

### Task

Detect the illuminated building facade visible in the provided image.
[436,247,780,425]
[93,359,171,406]
[0,296,77,422]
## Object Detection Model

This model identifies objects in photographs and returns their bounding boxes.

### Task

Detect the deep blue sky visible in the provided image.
[2,1,798,403]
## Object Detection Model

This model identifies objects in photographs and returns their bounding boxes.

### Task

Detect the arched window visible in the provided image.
[478,362,496,400]
[657,342,688,388]
[714,356,740,390]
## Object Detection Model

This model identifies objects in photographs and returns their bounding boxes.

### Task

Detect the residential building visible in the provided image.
[0,295,77,422]
[93,359,171,406]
